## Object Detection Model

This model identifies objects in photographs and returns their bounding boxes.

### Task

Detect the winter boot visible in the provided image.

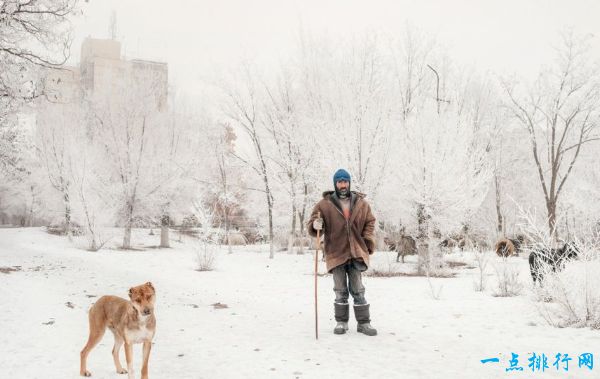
[354,304,377,336]
[333,302,350,334]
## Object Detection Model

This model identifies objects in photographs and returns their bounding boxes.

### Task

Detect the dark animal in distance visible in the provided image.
[495,235,526,257]
[439,237,466,252]
[384,236,417,263]
[495,238,515,257]
[509,235,525,255]
[528,242,579,284]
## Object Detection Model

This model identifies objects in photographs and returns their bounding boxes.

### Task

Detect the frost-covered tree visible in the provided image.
[90,70,176,249]
[392,102,491,273]
[0,113,27,185]
[0,0,77,219]
[309,34,393,199]
[388,25,437,121]
[502,31,600,239]
[193,122,248,252]
[0,127,43,227]
[0,0,76,150]
[261,63,319,253]
[36,100,86,237]
[150,110,202,248]
[221,63,277,258]
[0,0,76,106]
[556,149,600,237]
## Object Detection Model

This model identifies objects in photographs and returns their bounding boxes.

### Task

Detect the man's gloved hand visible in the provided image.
[313,218,323,231]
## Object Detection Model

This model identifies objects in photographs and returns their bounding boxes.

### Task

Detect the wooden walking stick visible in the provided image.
[314,212,321,340]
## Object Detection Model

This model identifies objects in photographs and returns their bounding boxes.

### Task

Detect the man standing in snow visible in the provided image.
[307,169,378,336]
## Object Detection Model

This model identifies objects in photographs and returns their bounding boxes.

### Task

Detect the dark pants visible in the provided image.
[332,259,367,305]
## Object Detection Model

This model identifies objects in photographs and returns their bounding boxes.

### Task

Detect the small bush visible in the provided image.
[473,250,491,292]
[492,257,524,297]
[196,242,217,271]
[534,247,600,329]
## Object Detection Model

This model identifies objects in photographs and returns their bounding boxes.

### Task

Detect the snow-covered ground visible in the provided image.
[0,228,598,379]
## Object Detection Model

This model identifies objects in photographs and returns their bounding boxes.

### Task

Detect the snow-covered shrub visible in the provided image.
[194,207,219,271]
[196,242,217,272]
[473,249,491,292]
[534,240,600,329]
[492,257,523,297]
[426,275,444,300]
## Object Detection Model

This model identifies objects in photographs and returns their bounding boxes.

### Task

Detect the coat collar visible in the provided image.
[322,190,366,200]
[323,191,365,219]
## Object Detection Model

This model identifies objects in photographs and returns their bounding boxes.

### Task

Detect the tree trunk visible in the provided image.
[225,208,232,254]
[416,203,429,275]
[415,202,444,276]
[261,162,274,259]
[123,202,133,249]
[287,205,297,254]
[123,223,132,249]
[28,185,35,227]
[82,196,98,251]
[160,214,170,248]
[494,173,504,235]
[268,205,274,259]
[297,183,308,255]
[64,191,72,240]
[547,199,557,241]
[417,239,429,276]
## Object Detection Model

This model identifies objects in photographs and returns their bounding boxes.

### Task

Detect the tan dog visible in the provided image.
[80,282,156,379]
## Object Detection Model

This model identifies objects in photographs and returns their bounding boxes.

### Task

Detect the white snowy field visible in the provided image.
[0,228,598,379]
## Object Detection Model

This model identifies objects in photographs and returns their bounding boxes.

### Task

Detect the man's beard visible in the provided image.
[337,188,349,198]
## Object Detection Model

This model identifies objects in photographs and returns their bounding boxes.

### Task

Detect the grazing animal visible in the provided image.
[508,235,525,255]
[439,238,458,251]
[225,231,247,245]
[495,235,526,257]
[395,236,417,263]
[439,238,454,248]
[495,238,515,257]
[80,282,156,379]
[293,236,311,248]
[528,242,579,284]
[384,236,417,263]
[384,236,397,252]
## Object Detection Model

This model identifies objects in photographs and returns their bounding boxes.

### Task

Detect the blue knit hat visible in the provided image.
[333,169,351,186]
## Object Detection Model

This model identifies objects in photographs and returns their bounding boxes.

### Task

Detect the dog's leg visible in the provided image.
[124,342,134,379]
[112,336,127,374]
[80,322,106,376]
[141,341,152,379]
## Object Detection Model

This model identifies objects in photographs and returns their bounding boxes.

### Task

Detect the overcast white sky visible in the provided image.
[72,0,600,98]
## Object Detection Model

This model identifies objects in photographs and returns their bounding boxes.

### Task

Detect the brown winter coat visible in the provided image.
[307,191,376,272]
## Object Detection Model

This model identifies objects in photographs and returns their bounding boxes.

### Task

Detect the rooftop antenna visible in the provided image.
[109,10,117,40]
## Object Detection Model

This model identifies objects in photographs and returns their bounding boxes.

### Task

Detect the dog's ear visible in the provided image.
[146,282,154,291]
[128,288,134,298]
